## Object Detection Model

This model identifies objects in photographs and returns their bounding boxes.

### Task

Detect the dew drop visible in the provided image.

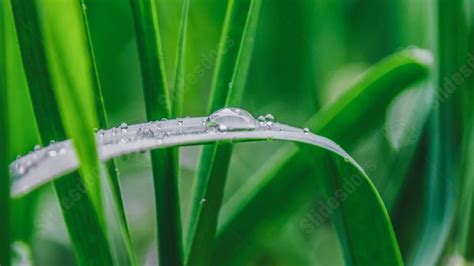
[264,114,275,122]
[34,145,41,151]
[303,128,310,135]
[344,157,350,163]
[200,198,206,205]
[217,124,228,132]
[82,3,87,11]
[161,118,168,121]
[177,119,184,126]
[18,166,26,175]
[228,82,233,89]
[119,123,128,132]
[207,108,257,132]
[58,148,67,155]
[48,150,58,157]
[98,130,105,138]
[257,115,265,122]
[50,140,56,145]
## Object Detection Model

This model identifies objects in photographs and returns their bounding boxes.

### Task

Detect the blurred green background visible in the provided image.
[3,0,472,265]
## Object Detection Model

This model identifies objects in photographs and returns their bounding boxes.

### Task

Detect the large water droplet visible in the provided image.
[303,128,310,135]
[207,108,257,131]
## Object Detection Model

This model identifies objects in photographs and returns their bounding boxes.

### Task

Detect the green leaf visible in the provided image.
[327,152,403,266]
[10,0,114,264]
[10,110,403,266]
[408,0,466,264]
[186,0,262,265]
[129,1,182,265]
[0,0,10,264]
[79,0,135,263]
[215,48,432,264]
[172,0,190,118]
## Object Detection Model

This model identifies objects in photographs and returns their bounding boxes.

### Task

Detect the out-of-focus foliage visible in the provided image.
[2,0,473,265]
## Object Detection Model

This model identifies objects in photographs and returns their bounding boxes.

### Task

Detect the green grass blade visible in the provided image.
[37,0,105,211]
[79,1,135,263]
[408,0,465,264]
[307,49,432,148]
[207,0,255,112]
[186,0,262,265]
[326,152,403,265]
[187,143,233,265]
[215,48,431,264]
[10,110,403,266]
[172,0,190,118]
[458,122,474,260]
[457,3,474,258]
[10,0,114,264]
[0,0,10,264]
[129,1,182,265]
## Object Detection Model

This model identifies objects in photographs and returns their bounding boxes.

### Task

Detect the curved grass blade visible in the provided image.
[10,112,402,266]
[215,48,432,264]
[10,0,113,264]
[186,0,262,265]
[79,1,135,263]
[129,1,182,264]
[0,0,10,264]
[172,0,190,118]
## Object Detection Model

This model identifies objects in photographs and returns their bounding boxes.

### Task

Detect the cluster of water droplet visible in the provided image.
[11,108,283,179]
[12,141,70,177]
[256,113,276,129]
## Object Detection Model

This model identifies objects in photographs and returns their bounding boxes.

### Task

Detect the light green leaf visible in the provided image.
[10,0,114,264]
